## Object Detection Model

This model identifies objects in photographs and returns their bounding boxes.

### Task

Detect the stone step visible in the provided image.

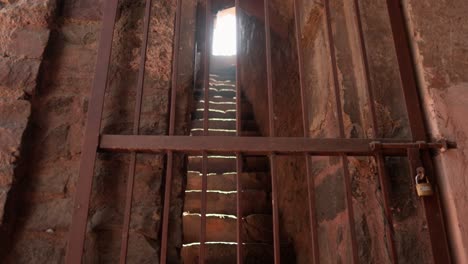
[199,97,237,104]
[184,190,271,215]
[193,89,236,99]
[186,172,271,191]
[190,130,260,137]
[187,156,269,174]
[195,101,245,112]
[181,243,295,264]
[192,109,253,120]
[183,214,273,243]
[191,120,258,131]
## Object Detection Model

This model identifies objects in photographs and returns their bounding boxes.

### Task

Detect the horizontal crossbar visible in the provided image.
[97,135,442,156]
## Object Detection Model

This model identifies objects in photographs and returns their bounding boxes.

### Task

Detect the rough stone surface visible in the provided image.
[0,0,54,235]
[0,0,466,262]
[1,0,195,262]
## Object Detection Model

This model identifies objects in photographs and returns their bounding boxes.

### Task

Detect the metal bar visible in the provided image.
[119,1,152,262]
[160,0,183,262]
[323,0,359,262]
[200,151,208,262]
[386,1,451,261]
[263,0,280,262]
[236,153,243,263]
[385,0,426,140]
[200,0,212,262]
[374,154,398,263]
[235,1,243,263]
[100,135,436,155]
[65,1,119,263]
[293,0,319,262]
[269,154,281,263]
[407,149,452,263]
[352,1,398,262]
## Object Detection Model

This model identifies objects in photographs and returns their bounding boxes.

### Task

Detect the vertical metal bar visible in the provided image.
[385,0,425,140]
[322,0,359,262]
[119,0,153,262]
[352,1,398,263]
[200,151,208,262]
[263,0,280,262]
[200,0,212,262]
[374,154,398,263]
[235,1,243,263]
[160,0,183,262]
[407,149,452,264]
[65,1,119,263]
[386,1,451,262]
[293,0,319,262]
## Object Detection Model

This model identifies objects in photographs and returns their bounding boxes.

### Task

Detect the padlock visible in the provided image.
[415,167,433,197]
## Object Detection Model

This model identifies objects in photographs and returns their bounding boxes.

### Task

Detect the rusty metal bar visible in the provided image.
[323,0,359,262]
[293,0,320,262]
[200,151,209,262]
[100,135,448,155]
[236,153,243,263]
[352,0,398,262]
[65,1,119,263]
[120,0,153,262]
[407,149,452,263]
[235,1,243,263]
[386,1,451,262]
[385,0,426,140]
[263,0,281,262]
[160,0,183,262]
[200,0,212,262]
[374,154,398,263]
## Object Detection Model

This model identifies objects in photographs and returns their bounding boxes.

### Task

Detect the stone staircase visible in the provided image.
[181,71,280,263]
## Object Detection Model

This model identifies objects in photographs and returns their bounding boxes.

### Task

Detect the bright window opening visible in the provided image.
[212,7,237,56]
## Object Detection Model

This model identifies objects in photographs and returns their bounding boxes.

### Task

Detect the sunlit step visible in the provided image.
[183,214,273,243]
[183,190,271,215]
[186,171,271,191]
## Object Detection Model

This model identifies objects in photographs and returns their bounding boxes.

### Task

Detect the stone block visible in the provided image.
[10,233,65,263]
[21,198,73,231]
[5,27,50,59]
[0,57,41,96]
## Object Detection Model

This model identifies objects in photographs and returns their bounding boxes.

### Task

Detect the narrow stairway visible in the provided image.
[181,69,277,263]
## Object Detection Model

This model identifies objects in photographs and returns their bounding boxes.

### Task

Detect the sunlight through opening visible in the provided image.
[212,7,237,56]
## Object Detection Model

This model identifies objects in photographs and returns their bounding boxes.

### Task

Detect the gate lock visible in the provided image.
[415,167,433,197]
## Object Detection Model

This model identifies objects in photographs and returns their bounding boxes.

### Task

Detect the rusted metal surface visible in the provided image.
[352,0,398,262]
[119,0,153,262]
[200,0,212,262]
[67,0,453,262]
[235,0,243,262]
[65,1,119,263]
[264,0,281,261]
[323,0,359,262]
[99,135,447,155]
[160,0,183,262]
[386,0,451,262]
[293,0,320,262]
[385,0,426,140]
[407,148,452,263]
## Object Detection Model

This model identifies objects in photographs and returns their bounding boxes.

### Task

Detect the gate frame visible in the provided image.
[64,0,453,263]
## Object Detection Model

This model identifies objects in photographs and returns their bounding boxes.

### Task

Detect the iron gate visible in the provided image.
[65,0,452,263]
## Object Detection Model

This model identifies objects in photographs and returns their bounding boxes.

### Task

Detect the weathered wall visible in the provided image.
[0,0,195,262]
[240,0,440,263]
[403,0,468,262]
[0,0,56,247]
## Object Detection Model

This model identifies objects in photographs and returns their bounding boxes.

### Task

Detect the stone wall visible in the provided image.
[403,0,468,262]
[0,0,196,262]
[0,0,56,249]
[239,0,439,263]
